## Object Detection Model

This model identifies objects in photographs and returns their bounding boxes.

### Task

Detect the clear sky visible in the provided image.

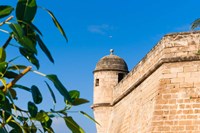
[1,0,200,132]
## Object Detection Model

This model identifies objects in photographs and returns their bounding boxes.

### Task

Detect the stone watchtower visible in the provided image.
[92,49,128,133]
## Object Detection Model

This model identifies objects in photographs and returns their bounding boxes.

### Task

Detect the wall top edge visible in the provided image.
[164,30,200,37]
[113,30,200,104]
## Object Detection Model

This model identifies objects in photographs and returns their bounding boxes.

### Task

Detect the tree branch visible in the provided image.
[2,35,12,49]
[3,66,32,93]
[1,16,14,49]
[0,16,14,26]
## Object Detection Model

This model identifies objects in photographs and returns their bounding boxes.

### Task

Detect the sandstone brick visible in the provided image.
[184,66,198,72]
[184,99,191,103]
[193,120,200,125]
[152,121,163,126]
[186,104,192,109]
[180,115,187,119]
[176,51,188,56]
[171,77,185,83]
[177,72,191,78]
[180,82,194,88]
[193,104,200,108]
[183,110,193,114]
[187,115,198,119]
[194,109,200,114]
[176,110,182,114]
[163,94,171,99]
[168,99,177,104]
[171,126,184,131]
[160,79,171,85]
[169,110,177,115]
[177,99,184,103]
[185,77,200,83]
[186,126,198,130]
[191,71,200,77]
[163,73,177,79]
[157,126,170,131]
[179,120,193,125]
[171,67,183,73]
[165,121,173,125]
[162,69,171,74]
[154,111,163,115]
[163,110,170,115]
[170,105,177,109]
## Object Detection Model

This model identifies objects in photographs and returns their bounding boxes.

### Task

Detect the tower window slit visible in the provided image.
[95,79,99,86]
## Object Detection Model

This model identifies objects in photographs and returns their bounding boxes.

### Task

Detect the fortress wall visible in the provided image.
[107,65,164,132]
[107,31,200,132]
[113,31,200,105]
[151,61,200,132]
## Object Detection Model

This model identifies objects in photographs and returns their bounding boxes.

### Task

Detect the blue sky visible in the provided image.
[1,0,200,132]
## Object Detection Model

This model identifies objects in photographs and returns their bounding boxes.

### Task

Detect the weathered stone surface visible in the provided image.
[93,31,200,133]
[94,54,128,72]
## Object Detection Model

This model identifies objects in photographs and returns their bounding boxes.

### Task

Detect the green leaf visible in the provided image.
[13,84,31,92]
[16,0,37,22]
[18,36,37,54]
[0,47,6,63]
[28,101,38,117]
[191,18,200,30]
[0,90,5,102]
[46,74,71,102]
[8,89,17,100]
[79,111,100,125]
[9,23,24,39]
[5,93,16,114]
[40,7,68,42]
[18,20,42,36]
[8,65,27,70]
[71,98,89,106]
[4,71,18,79]
[0,62,8,75]
[0,6,14,19]
[22,122,29,132]
[28,22,42,36]
[9,23,37,54]
[0,127,8,133]
[69,90,80,100]
[21,25,37,53]
[30,123,37,133]
[64,116,85,133]
[0,99,12,122]
[45,81,56,104]
[19,47,39,69]
[8,120,23,133]
[35,110,49,123]
[31,85,42,104]
[0,98,11,114]
[36,35,54,63]
[41,117,53,132]
[0,78,6,88]
[17,115,28,122]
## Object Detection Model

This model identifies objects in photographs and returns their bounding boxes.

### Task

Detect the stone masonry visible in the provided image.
[92,31,200,133]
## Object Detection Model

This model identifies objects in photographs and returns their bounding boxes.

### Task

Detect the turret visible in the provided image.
[92,49,128,133]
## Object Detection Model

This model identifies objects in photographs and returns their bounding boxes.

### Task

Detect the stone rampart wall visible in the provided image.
[113,31,200,105]
[107,31,200,132]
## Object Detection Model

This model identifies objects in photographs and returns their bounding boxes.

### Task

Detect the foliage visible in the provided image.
[0,0,96,132]
[191,18,200,30]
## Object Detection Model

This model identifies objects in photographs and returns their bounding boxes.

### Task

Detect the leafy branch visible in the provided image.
[0,16,13,26]
[3,66,32,93]
[0,0,96,133]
